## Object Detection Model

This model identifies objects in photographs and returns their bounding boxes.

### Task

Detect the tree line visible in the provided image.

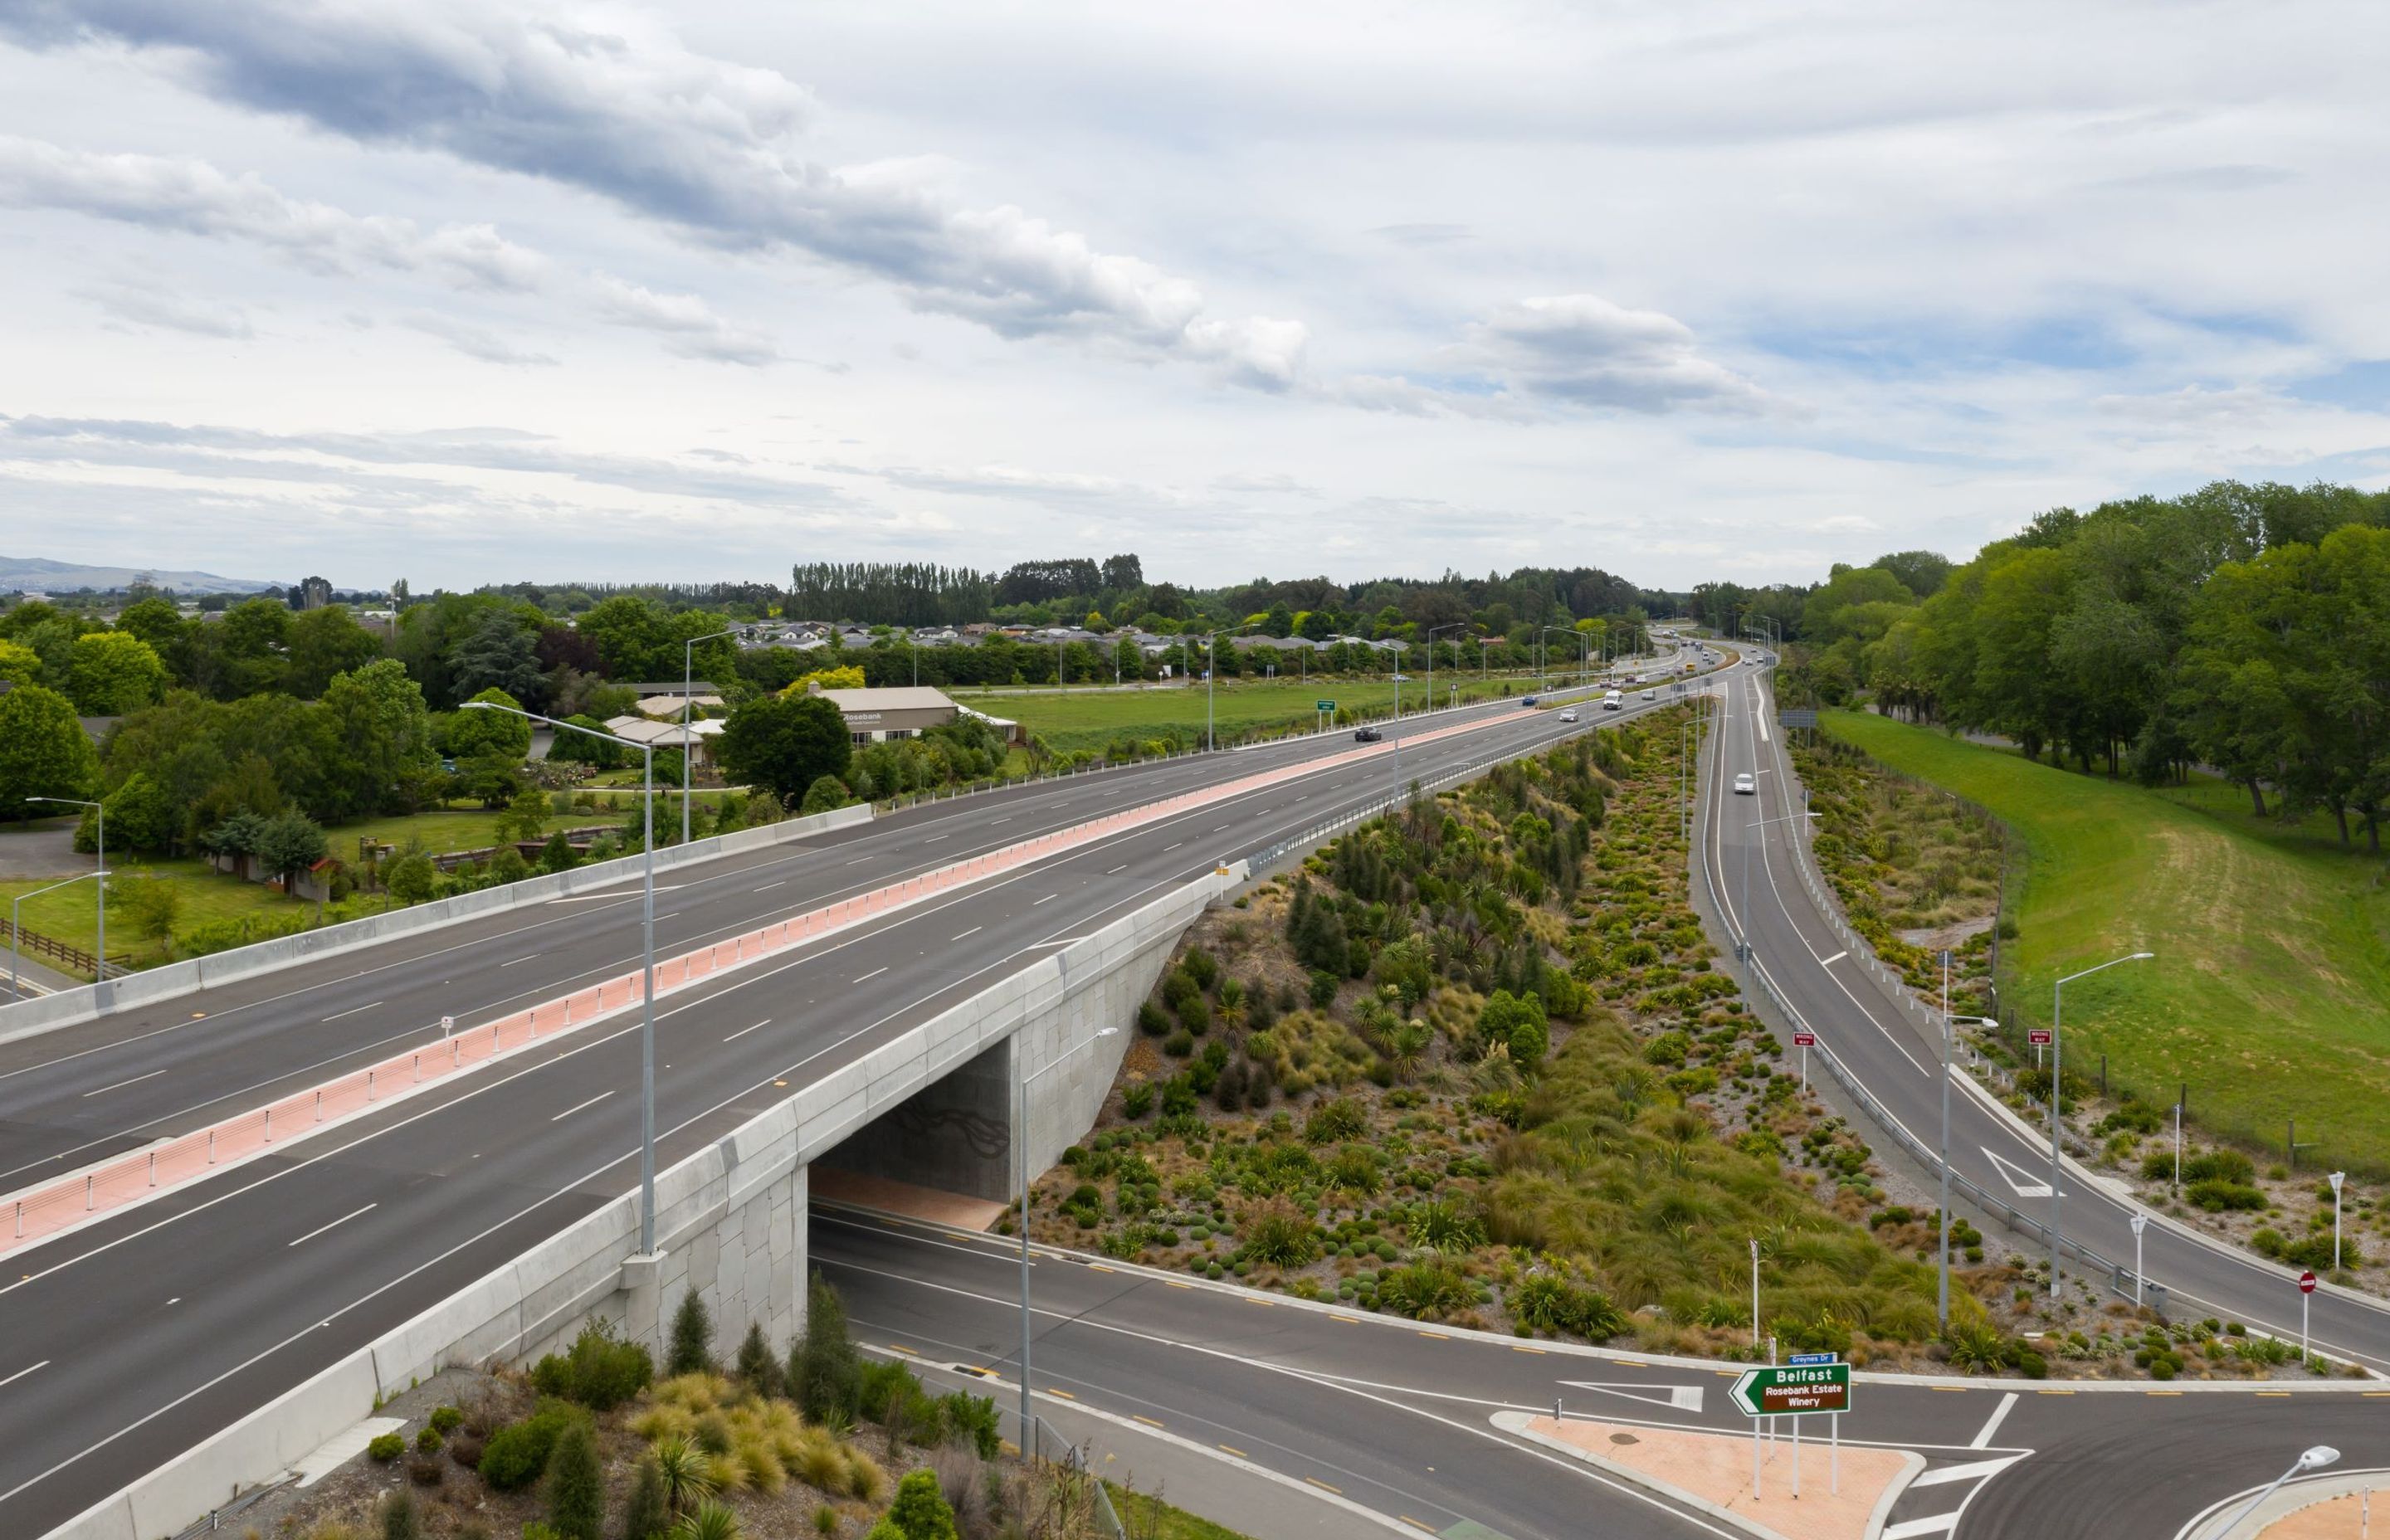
[1770,479,2390,847]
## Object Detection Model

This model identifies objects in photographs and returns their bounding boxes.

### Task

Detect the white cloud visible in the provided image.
[2,2,1304,385]
[77,279,254,338]
[1450,295,1768,414]
[588,276,778,365]
[399,313,558,368]
[0,133,548,289]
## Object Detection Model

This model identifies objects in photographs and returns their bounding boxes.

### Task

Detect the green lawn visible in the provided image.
[1821,710,2390,1174]
[2,856,295,973]
[955,669,1594,756]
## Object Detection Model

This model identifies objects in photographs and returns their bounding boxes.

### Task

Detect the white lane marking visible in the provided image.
[545,892,639,904]
[1163,842,1183,852]
[952,927,982,941]
[499,953,541,968]
[845,857,872,866]
[549,1090,617,1123]
[1105,865,1128,875]
[287,1204,377,1247]
[1916,1454,2023,1486]
[1033,894,1057,905]
[320,1001,383,1022]
[1555,1379,1704,1412]
[991,818,1011,825]
[1819,950,1848,967]
[1968,1391,2018,1450]
[80,1069,168,1099]
[0,1361,46,1390]
[1213,823,1230,831]
[723,1020,771,1043]
[924,834,949,844]
[1983,1147,2055,1199]
[753,880,786,894]
[853,967,888,982]
[1881,1515,1958,1538]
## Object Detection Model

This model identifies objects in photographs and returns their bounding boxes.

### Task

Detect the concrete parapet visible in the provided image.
[0,804,871,1046]
[41,858,1244,1540]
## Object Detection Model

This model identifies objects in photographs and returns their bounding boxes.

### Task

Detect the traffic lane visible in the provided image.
[812,1216,2010,1455]
[0,685,1658,1181]
[1707,680,2390,1372]
[0,700,1657,1525]
[1957,1390,2390,1538]
[818,1233,1731,1540]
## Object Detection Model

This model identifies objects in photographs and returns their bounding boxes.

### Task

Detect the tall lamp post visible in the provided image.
[1199,622,1266,752]
[11,870,105,999]
[2216,1447,2339,1539]
[2049,951,2154,1295]
[1538,626,1589,696]
[1015,1025,1119,1456]
[463,702,661,1253]
[26,796,104,978]
[680,629,736,846]
[1425,623,1475,713]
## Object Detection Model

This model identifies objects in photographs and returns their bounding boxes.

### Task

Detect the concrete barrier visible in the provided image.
[40,859,1243,1540]
[0,804,872,1047]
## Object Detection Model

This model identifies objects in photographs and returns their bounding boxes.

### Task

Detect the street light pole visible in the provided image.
[2216,1448,2339,1540]
[680,629,735,846]
[2050,951,2154,1296]
[463,702,658,1252]
[1939,949,1952,1328]
[26,797,103,977]
[1016,1024,1119,1457]
[2130,1212,2148,1307]
[10,870,104,999]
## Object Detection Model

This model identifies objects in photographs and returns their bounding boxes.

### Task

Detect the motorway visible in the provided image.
[0,649,1698,1538]
[1700,655,2390,1374]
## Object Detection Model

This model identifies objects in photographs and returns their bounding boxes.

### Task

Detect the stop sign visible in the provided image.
[2300,1270,2319,1294]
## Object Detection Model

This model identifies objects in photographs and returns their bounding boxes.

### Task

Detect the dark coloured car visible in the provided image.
[1354,726,1383,742]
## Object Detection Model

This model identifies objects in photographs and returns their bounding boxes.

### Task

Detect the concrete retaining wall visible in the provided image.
[44,858,1242,1540]
[0,804,872,1047]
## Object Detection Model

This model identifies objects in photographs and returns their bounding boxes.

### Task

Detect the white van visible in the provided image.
[1602,690,1623,711]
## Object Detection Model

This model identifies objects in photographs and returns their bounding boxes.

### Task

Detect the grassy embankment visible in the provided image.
[1820,710,2390,1177]
[953,670,1584,758]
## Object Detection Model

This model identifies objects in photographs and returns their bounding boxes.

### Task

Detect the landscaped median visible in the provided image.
[0,704,1543,1260]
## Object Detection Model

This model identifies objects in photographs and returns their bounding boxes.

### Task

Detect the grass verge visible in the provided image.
[1820,709,2390,1177]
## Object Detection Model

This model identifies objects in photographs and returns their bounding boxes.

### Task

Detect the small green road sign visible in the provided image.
[1729,1362,1852,1416]
[1316,699,1336,711]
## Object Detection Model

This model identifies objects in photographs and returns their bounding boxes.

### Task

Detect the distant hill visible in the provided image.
[0,556,274,595]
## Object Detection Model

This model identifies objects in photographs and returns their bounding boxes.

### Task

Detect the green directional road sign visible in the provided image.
[1316,700,1336,711]
[1729,1362,1852,1417]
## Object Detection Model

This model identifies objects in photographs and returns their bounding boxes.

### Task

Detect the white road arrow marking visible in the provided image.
[1983,1146,2055,1199]
[1556,1379,1703,1413]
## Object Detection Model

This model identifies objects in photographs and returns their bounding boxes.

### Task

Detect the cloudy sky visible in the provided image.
[1,1,2385,593]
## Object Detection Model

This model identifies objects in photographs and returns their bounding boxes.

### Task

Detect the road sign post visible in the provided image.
[2300,1269,2317,1360]
[1733,1361,1850,1501]
[1792,1031,1814,1089]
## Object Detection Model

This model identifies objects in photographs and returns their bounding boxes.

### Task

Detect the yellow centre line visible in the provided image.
[1167,1280,1194,1289]
[1047,1389,1076,1401]
[886,1343,918,1356]
[1307,1476,1343,1494]
[2148,1390,2184,1396]
[1219,1443,1247,1458]
[1090,1264,1116,1274]
[2036,1388,2075,1395]
[1134,1414,1166,1429]
[1333,1316,1359,1325]
[1514,1345,1547,1354]
[1401,1518,1437,1534]
[2255,1391,2290,1397]
[1931,1386,1968,1393]
[1418,1332,1450,1341]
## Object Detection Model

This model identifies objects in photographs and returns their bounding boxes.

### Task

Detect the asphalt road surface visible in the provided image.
[0,651,1705,1537]
[819,1209,2390,1540]
[1700,660,2390,1374]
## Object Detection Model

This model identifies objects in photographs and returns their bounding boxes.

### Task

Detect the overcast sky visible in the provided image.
[2,1,2385,594]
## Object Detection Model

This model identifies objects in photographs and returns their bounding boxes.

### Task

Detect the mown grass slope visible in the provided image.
[1822,710,2390,1174]
[952,670,1566,756]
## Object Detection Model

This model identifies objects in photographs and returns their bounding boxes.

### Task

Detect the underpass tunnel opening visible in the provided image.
[815,1036,1019,1207]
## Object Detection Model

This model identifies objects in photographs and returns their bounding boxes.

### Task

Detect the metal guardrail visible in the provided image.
[1704,704,2137,1300]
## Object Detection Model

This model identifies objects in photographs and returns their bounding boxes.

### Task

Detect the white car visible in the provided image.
[1558,709,1578,722]
[1641,689,1656,702]
[1733,772,1757,795]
